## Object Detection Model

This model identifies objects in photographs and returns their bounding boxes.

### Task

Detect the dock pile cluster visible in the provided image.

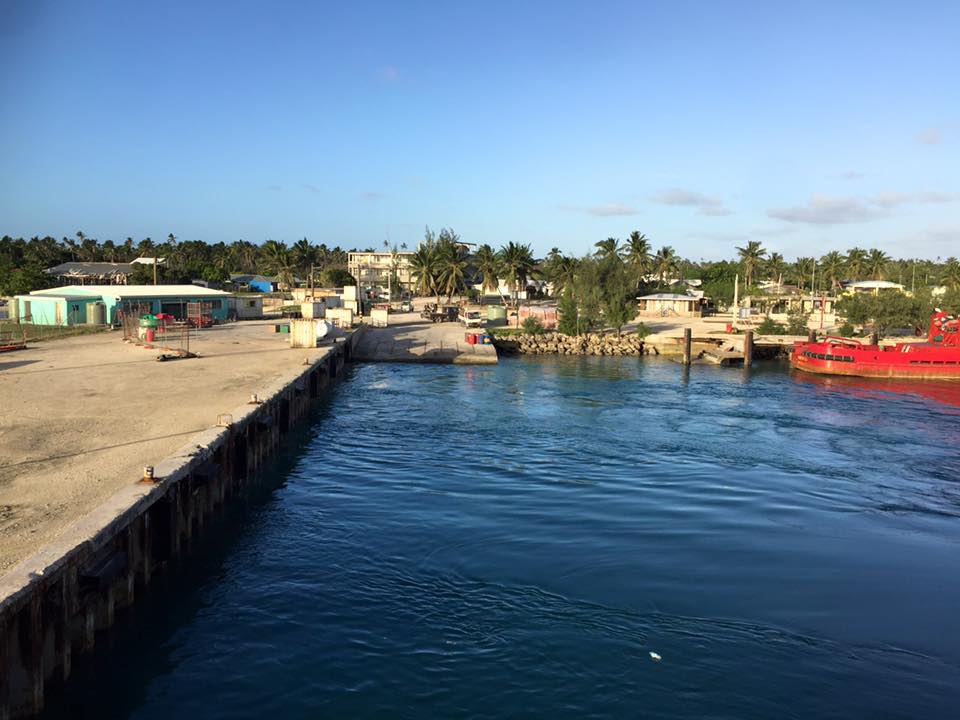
[495,332,647,356]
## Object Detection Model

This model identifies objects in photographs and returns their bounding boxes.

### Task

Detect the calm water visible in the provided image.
[45,358,960,719]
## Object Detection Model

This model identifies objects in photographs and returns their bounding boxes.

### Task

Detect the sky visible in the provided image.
[1,0,958,260]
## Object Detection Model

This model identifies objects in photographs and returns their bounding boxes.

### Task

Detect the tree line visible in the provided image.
[4,229,960,318]
[0,233,354,295]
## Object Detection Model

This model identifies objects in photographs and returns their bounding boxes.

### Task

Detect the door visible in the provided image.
[55,303,63,325]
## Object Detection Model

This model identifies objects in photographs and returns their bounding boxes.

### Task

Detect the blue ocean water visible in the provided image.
[44,358,960,719]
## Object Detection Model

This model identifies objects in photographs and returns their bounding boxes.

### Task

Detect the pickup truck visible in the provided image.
[421,303,459,323]
[459,310,484,328]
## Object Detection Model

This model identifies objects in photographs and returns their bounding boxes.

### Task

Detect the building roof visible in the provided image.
[637,293,700,301]
[45,261,134,277]
[30,285,232,299]
[230,274,278,283]
[15,292,96,301]
[846,280,905,290]
[131,257,166,264]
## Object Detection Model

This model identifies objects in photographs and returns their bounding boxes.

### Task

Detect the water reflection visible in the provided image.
[793,370,960,412]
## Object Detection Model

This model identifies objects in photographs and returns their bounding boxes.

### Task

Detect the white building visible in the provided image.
[347,251,415,291]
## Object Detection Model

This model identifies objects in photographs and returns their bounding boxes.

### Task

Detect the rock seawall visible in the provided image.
[494,332,650,356]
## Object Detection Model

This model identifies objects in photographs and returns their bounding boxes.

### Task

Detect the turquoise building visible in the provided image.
[15,285,234,326]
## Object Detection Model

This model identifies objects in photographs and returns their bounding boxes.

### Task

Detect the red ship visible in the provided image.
[791,311,960,379]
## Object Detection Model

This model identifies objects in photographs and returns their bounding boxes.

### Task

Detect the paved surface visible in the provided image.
[0,320,345,575]
[353,311,498,364]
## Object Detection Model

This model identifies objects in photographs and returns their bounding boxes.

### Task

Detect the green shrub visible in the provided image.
[838,322,855,337]
[635,322,651,338]
[522,316,546,335]
[756,317,787,335]
[786,308,811,335]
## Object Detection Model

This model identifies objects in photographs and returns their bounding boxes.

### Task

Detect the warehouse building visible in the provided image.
[13,285,234,326]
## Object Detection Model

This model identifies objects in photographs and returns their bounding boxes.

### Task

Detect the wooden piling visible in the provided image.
[808,329,817,343]
[682,328,692,366]
[744,330,754,368]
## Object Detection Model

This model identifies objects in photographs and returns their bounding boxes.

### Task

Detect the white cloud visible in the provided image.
[769,190,960,225]
[768,195,885,225]
[916,128,942,145]
[872,191,958,208]
[301,183,320,194]
[583,203,639,217]
[652,187,731,217]
[840,170,864,180]
[360,191,386,201]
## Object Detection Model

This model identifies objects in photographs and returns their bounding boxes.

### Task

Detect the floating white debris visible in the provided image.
[649,651,662,662]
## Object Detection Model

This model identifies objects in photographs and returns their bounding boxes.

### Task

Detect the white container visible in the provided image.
[301,301,326,319]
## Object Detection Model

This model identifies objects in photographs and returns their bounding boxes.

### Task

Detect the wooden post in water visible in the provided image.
[744,330,754,368]
[682,328,692,366]
[870,331,879,346]
[808,329,817,343]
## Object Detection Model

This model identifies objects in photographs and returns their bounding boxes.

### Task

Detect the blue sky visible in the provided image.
[1,0,957,259]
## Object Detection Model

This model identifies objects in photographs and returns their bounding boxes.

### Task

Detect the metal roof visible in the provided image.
[637,293,700,301]
[45,262,134,276]
[30,285,232,298]
[846,280,904,289]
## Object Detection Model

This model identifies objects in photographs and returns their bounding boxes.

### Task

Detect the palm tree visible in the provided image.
[735,240,766,286]
[546,255,578,297]
[261,240,296,289]
[475,244,504,304]
[622,231,652,288]
[819,251,845,290]
[866,249,890,280]
[436,240,468,302]
[231,240,258,273]
[292,238,316,276]
[593,237,620,262]
[765,252,787,285]
[408,243,440,301]
[794,257,815,292]
[941,257,960,290]
[498,241,536,305]
[653,246,679,284]
[845,247,868,281]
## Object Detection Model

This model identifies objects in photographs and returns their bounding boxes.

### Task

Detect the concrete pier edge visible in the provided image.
[0,326,366,719]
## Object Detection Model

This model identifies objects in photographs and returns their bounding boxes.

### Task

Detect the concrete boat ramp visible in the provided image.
[353,312,498,365]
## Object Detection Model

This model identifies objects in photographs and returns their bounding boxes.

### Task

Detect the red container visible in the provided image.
[145,329,156,343]
[466,333,477,345]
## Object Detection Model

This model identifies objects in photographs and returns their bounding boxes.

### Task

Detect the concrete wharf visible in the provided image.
[0,321,362,717]
[353,311,498,365]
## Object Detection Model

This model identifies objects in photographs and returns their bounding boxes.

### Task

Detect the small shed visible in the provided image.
[231,295,264,320]
[637,293,704,317]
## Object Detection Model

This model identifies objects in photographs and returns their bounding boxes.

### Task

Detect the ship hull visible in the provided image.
[791,343,960,380]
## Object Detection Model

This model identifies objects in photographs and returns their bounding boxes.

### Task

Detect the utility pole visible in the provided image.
[153,256,158,285]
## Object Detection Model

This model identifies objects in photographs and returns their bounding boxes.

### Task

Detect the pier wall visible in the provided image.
[0,331,361,719]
